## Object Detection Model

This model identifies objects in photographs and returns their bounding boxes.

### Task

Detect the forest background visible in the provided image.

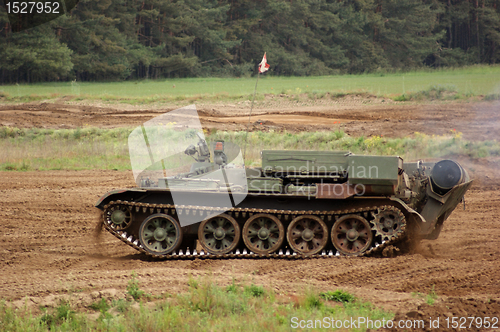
[1,0,499,83]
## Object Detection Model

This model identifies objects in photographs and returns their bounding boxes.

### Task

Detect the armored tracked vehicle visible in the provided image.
[96,133,472,259]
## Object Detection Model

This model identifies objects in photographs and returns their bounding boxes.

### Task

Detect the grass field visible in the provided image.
[1,65,499,103]
[0,127,498,171]
[0,277,393,332]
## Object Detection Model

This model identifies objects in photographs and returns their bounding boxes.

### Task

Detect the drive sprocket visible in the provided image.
[371,206,406,242]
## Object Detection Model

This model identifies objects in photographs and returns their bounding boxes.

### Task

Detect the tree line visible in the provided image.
[1,0,499,83]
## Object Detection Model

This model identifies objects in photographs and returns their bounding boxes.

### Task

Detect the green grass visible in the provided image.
[88,298,110,313]
[393,84,459,101]
[126,272,150,301]
[0,127,131,171]
[215,129,500,165]
[243,284,266,298]
[1,65,499,103]
[0,127,498,171]
[320,290,356,303]
[411,285,438,306]
[0,279,393,332]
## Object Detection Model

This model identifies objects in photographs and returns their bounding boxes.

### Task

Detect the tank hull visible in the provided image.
[97,138,472,259]
[96,176,471,259]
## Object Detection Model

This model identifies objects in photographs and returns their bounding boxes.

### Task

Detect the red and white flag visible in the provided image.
[258,52,270,73]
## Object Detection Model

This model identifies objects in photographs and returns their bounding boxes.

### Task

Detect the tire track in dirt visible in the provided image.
[0,170,498,323]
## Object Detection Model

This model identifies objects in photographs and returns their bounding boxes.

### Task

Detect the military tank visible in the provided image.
[96,130,473,259]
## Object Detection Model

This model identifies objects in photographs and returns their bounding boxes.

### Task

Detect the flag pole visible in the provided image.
[243,71,260,164]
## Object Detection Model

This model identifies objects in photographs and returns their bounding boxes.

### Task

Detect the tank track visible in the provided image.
[102,200,406,259]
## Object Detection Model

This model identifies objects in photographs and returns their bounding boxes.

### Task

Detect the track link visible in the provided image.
[102,201,407,259]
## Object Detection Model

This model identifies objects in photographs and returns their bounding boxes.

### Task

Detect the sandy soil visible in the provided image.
[1,97,500,331]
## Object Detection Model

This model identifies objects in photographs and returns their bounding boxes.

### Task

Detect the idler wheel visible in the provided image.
[139,214,182,255]
[286,215,328,255]
[331,215,373,256]
[105,204,132,230]
[198,214,240,255]
[243,214,284,255]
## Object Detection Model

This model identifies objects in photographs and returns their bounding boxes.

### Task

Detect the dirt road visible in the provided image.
[0,97,499,331]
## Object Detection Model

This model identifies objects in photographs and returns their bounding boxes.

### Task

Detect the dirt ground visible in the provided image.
[1,96,500,140]
[1,97,500,331]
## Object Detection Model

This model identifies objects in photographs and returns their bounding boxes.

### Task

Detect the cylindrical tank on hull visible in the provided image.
[430,160,465,195]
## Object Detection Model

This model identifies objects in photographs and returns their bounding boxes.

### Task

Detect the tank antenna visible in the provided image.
[243,52,270,164]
